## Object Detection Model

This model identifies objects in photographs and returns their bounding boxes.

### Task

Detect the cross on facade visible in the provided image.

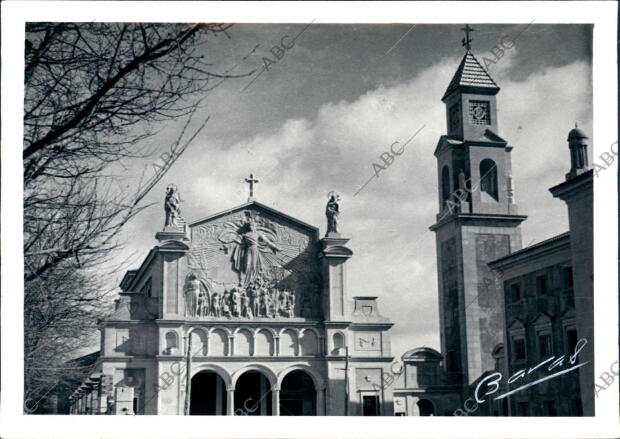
[461,24,475,51]
[245,172,260,201]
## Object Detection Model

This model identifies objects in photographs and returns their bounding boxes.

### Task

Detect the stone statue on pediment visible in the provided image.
[164,184,183,227]
[325,191,340,236]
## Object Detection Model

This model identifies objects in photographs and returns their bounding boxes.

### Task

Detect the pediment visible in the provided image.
[560,307,576,320]
[434,135,464,157]
[183,201,322,319]
[532,312,552,326]
[508,319,525,331]
[190,201,318,234]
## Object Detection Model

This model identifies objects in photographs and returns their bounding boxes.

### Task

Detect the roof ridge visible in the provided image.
[189,200,319,232]
[466,51,499,88]
[442,51,500,100]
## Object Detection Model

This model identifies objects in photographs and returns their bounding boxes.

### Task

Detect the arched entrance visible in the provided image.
[417,399,435,416]
[279,370,316,416]
[234,371,272,415]
[190,371,227,415]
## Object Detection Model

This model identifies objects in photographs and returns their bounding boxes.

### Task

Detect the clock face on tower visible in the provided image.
[468,100,490,125]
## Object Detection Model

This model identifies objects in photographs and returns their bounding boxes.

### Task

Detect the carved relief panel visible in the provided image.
[184,207,322,320]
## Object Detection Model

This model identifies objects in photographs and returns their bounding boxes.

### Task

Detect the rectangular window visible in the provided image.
[517,402,529,416]
[510,283,521,302]
[566,328,578,353]
[536,275,548,296]
[543,400,557,416]
[513,338,526,361]
[562,267,574,288]
[538,333,552,358]
[362,395,381,416]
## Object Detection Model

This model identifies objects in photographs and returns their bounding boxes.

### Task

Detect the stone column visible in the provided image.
[318,236,353,321]
[274,336,280,356]
[155,232,190,319]
[316,389,325,416]
[226,388,235,415]
[215,379,223,415]
[272,387,280,416]
[228,336,234,357]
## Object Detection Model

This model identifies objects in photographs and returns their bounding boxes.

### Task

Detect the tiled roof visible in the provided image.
[442,51,499,100]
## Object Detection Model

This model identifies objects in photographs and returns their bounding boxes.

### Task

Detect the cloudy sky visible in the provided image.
[110,23,593,358]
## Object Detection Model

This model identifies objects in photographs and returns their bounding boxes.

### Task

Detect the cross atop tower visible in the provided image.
[461,24,475,51]
[244,172,260,201]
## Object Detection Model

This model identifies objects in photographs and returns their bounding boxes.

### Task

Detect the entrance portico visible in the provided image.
[83,195,395,416]
[188,363,326,416]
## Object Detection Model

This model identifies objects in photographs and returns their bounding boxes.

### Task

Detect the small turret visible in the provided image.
[566,123,589,180]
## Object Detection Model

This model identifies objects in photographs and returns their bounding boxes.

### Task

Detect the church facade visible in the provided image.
[70,195,396,416]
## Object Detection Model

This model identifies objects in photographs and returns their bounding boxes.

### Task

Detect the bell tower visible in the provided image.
[429,29,527,388]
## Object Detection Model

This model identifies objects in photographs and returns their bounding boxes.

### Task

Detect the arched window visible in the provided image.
[479,159,498,201]
[234,329,252,356]
[441,166,451,205]
[280,329,298,356]
[164,331,178,355]
[332,332,345,355]
[255,329,274,356]
[300,330,319,356]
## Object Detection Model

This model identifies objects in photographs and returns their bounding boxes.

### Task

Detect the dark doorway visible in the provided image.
[234,371,272,416]
[190,371,227,415]
[362,395,380,416]
[280,370,317,416]
[417,399,435,416]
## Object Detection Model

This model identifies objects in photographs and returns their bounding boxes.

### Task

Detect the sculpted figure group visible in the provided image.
[184,273,310,320]
[170,185,334,321]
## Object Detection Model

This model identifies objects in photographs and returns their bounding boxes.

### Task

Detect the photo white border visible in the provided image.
[1,1,618,438]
